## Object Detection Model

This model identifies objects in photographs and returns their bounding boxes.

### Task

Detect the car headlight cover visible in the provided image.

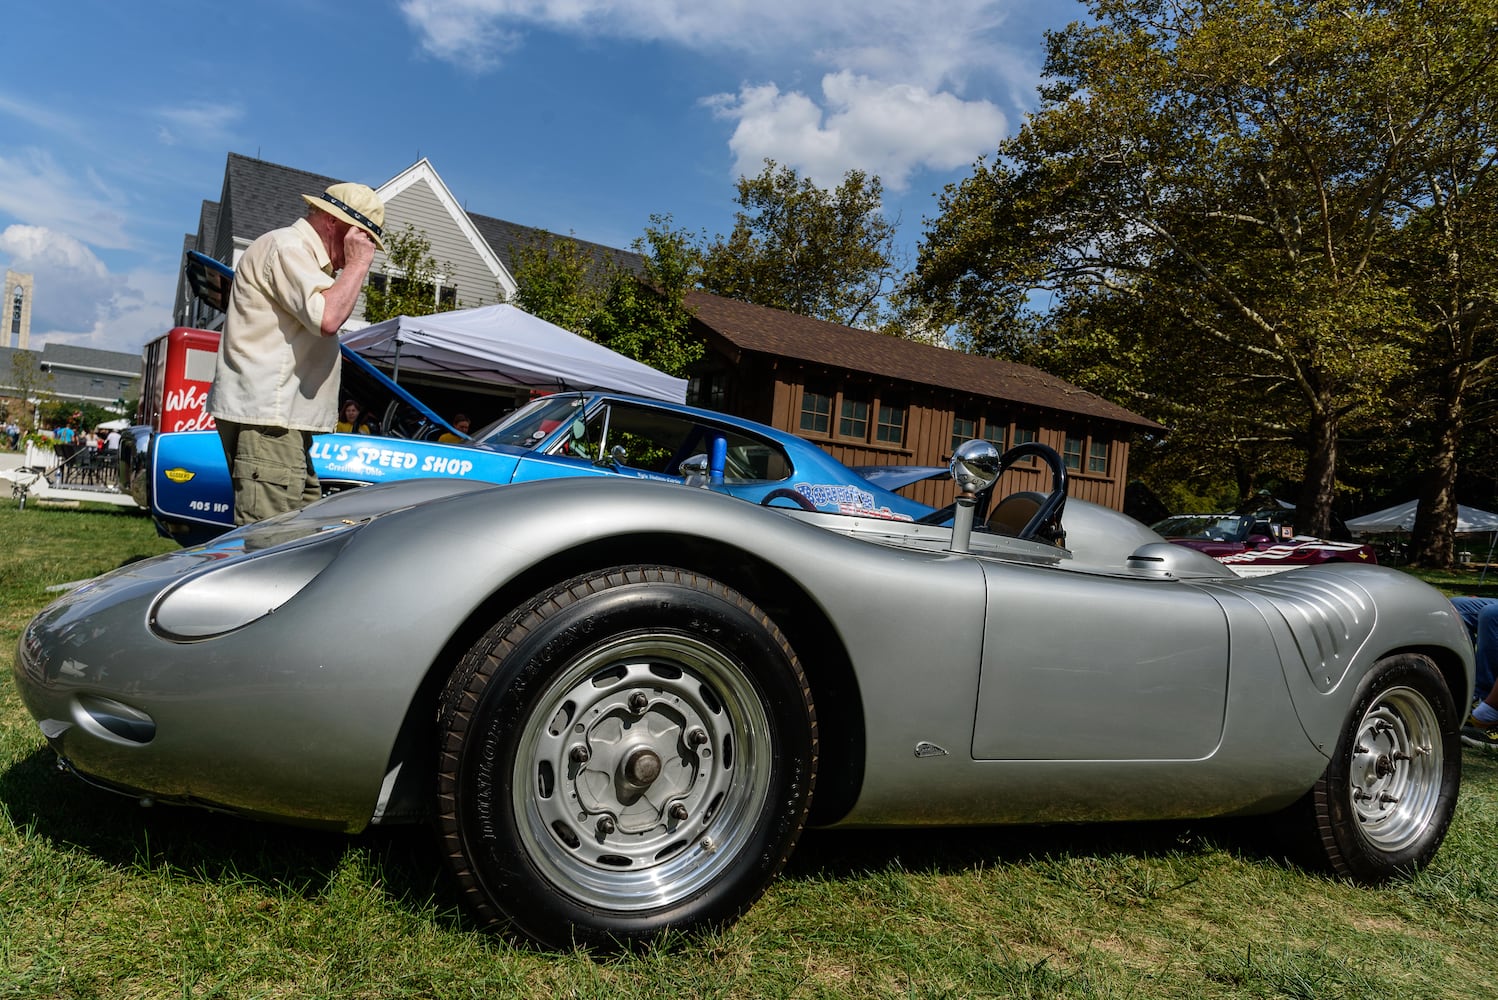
[149,529,352,640]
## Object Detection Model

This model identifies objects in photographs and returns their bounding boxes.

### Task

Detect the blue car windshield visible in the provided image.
[473,394,588,450]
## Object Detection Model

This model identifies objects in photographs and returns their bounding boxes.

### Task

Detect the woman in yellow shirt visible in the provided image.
[336,399,371,435]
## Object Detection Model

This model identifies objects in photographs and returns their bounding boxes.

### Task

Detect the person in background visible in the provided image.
[207,182,384,525]
[437,413,471,443]
[105,427,121,452]
[1454,596,1498,748]
[336,399,371,434]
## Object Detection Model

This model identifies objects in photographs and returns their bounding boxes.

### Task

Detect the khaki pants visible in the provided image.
[215,420,320,526]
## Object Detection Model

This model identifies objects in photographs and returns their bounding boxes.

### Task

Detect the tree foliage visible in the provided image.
[510,234,606,335]
[362,224,463,323]
[5,352,55,434]
[509,216,704,379]
[911,0,1498,552]
[700,160,901,329]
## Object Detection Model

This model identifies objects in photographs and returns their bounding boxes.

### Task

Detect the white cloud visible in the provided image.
[398,0,1036,192]
[708,73,1006,191]
[400,0,1016,85]
[0,91,86,140]
[0,225,169,353]
[0,150,132,250]
[155,101,244,148]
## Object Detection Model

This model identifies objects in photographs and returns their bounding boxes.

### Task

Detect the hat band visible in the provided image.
[317,192,383,238]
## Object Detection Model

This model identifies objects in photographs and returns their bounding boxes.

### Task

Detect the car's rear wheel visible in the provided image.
[1290,653,1460,882]
[436,565,817,949]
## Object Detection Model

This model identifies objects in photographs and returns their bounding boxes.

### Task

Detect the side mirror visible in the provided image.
[679,453,711,488]
[608,444,627,468]
[950,439,1001,495]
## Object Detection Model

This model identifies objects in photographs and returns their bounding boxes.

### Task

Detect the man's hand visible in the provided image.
[321,227,379,335]
[343,227,376,270]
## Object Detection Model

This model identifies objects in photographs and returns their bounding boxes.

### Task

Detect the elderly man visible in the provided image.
[207,182,384,525]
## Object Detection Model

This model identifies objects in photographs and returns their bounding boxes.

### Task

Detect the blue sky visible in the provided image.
[0,0,1083,354]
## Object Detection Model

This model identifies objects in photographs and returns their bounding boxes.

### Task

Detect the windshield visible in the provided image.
[473,394,587,450]
[1152,515,1249,541]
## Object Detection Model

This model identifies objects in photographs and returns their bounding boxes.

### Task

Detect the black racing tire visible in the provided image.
[1289,652,1461,883]
[436,565,818,950]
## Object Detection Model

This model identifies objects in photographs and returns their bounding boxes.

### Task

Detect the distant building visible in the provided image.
[176,153,1162,510]
[0,342,141,422]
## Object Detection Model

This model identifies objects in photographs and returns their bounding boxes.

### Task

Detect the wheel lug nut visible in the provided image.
[596,816,615,835]
[687,727,708,747]
[569,744,590,764]
[629,692,649,714]
[669,803,689,822]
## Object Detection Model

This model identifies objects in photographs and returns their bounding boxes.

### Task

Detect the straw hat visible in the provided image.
[301,183,386,250]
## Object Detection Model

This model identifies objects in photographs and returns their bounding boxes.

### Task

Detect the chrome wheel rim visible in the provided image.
[1349,684,1443,852]
[513,634,771,911]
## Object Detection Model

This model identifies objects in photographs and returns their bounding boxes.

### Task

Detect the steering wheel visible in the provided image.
[381,401,430,440]
[759,488,818,511]
[985,443,1069,543]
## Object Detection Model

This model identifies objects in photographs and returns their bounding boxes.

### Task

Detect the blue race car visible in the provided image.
[149,356,938,544]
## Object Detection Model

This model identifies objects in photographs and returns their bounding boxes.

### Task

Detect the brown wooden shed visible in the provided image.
[682,292,1164,511]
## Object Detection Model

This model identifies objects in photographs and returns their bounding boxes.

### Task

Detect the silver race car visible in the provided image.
[12,442,1475,949]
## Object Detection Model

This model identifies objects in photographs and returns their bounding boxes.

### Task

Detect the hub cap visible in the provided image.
[1349,685,1442,851]
[513,634,771,910]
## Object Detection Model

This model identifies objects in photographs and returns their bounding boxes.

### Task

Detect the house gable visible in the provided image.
[376,159,515,304]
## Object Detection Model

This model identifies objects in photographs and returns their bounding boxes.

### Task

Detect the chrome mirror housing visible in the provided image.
[950,439,1001,495]
[678,453,711,489]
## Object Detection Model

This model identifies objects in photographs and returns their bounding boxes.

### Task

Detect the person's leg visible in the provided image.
[222,423,305,525]
[1475,601,1498,703]
[298,430,321,509]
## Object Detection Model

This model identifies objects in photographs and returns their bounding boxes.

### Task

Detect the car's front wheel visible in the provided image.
[1291,652,1461,882]
[436,565,817,949]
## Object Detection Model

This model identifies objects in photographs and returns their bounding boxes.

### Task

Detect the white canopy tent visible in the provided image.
[1346,500,1498,535]
[341,304,687,403]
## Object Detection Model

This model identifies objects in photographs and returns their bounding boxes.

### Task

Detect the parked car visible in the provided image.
[1152,503,1377,577]
[13,441,1473,949]
[149,351,937,545]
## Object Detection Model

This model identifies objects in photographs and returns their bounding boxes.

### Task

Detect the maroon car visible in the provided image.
[1151,507,1377,577]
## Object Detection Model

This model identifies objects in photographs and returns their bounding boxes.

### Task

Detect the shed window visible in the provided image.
[800,390,832,434]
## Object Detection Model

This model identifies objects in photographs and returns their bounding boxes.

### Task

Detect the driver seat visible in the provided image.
[986,491,1048,537]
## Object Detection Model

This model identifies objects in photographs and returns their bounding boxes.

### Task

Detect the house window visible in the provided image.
[876,403,905,445]
[840,398,869,438]
[951,416,976,452]
[1089,439,1110,474]
[1063,435,1084,471]
[368,271,455,308]
[800,390,832,434]
[982,420,1006,450]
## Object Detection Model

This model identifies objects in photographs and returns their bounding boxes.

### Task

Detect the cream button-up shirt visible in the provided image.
[207,218,342,432]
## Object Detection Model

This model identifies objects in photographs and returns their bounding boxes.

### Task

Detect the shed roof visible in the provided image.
[685,292,1162,430]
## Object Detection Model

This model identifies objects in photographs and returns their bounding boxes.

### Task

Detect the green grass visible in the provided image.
[1,502,1495,998]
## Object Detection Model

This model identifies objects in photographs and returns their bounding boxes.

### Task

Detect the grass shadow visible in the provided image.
[0,744,461,924]
[786,814,1244,885]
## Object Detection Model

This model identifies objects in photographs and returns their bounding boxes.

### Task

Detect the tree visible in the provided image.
[700,160,901,329]
[509,234,607,335]
[911,0,1498,547]
[1389,141,1498,565]
[509,216,705,379]
[7,352,55,434]
[362,224,463,322]
[592,216,704,378]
